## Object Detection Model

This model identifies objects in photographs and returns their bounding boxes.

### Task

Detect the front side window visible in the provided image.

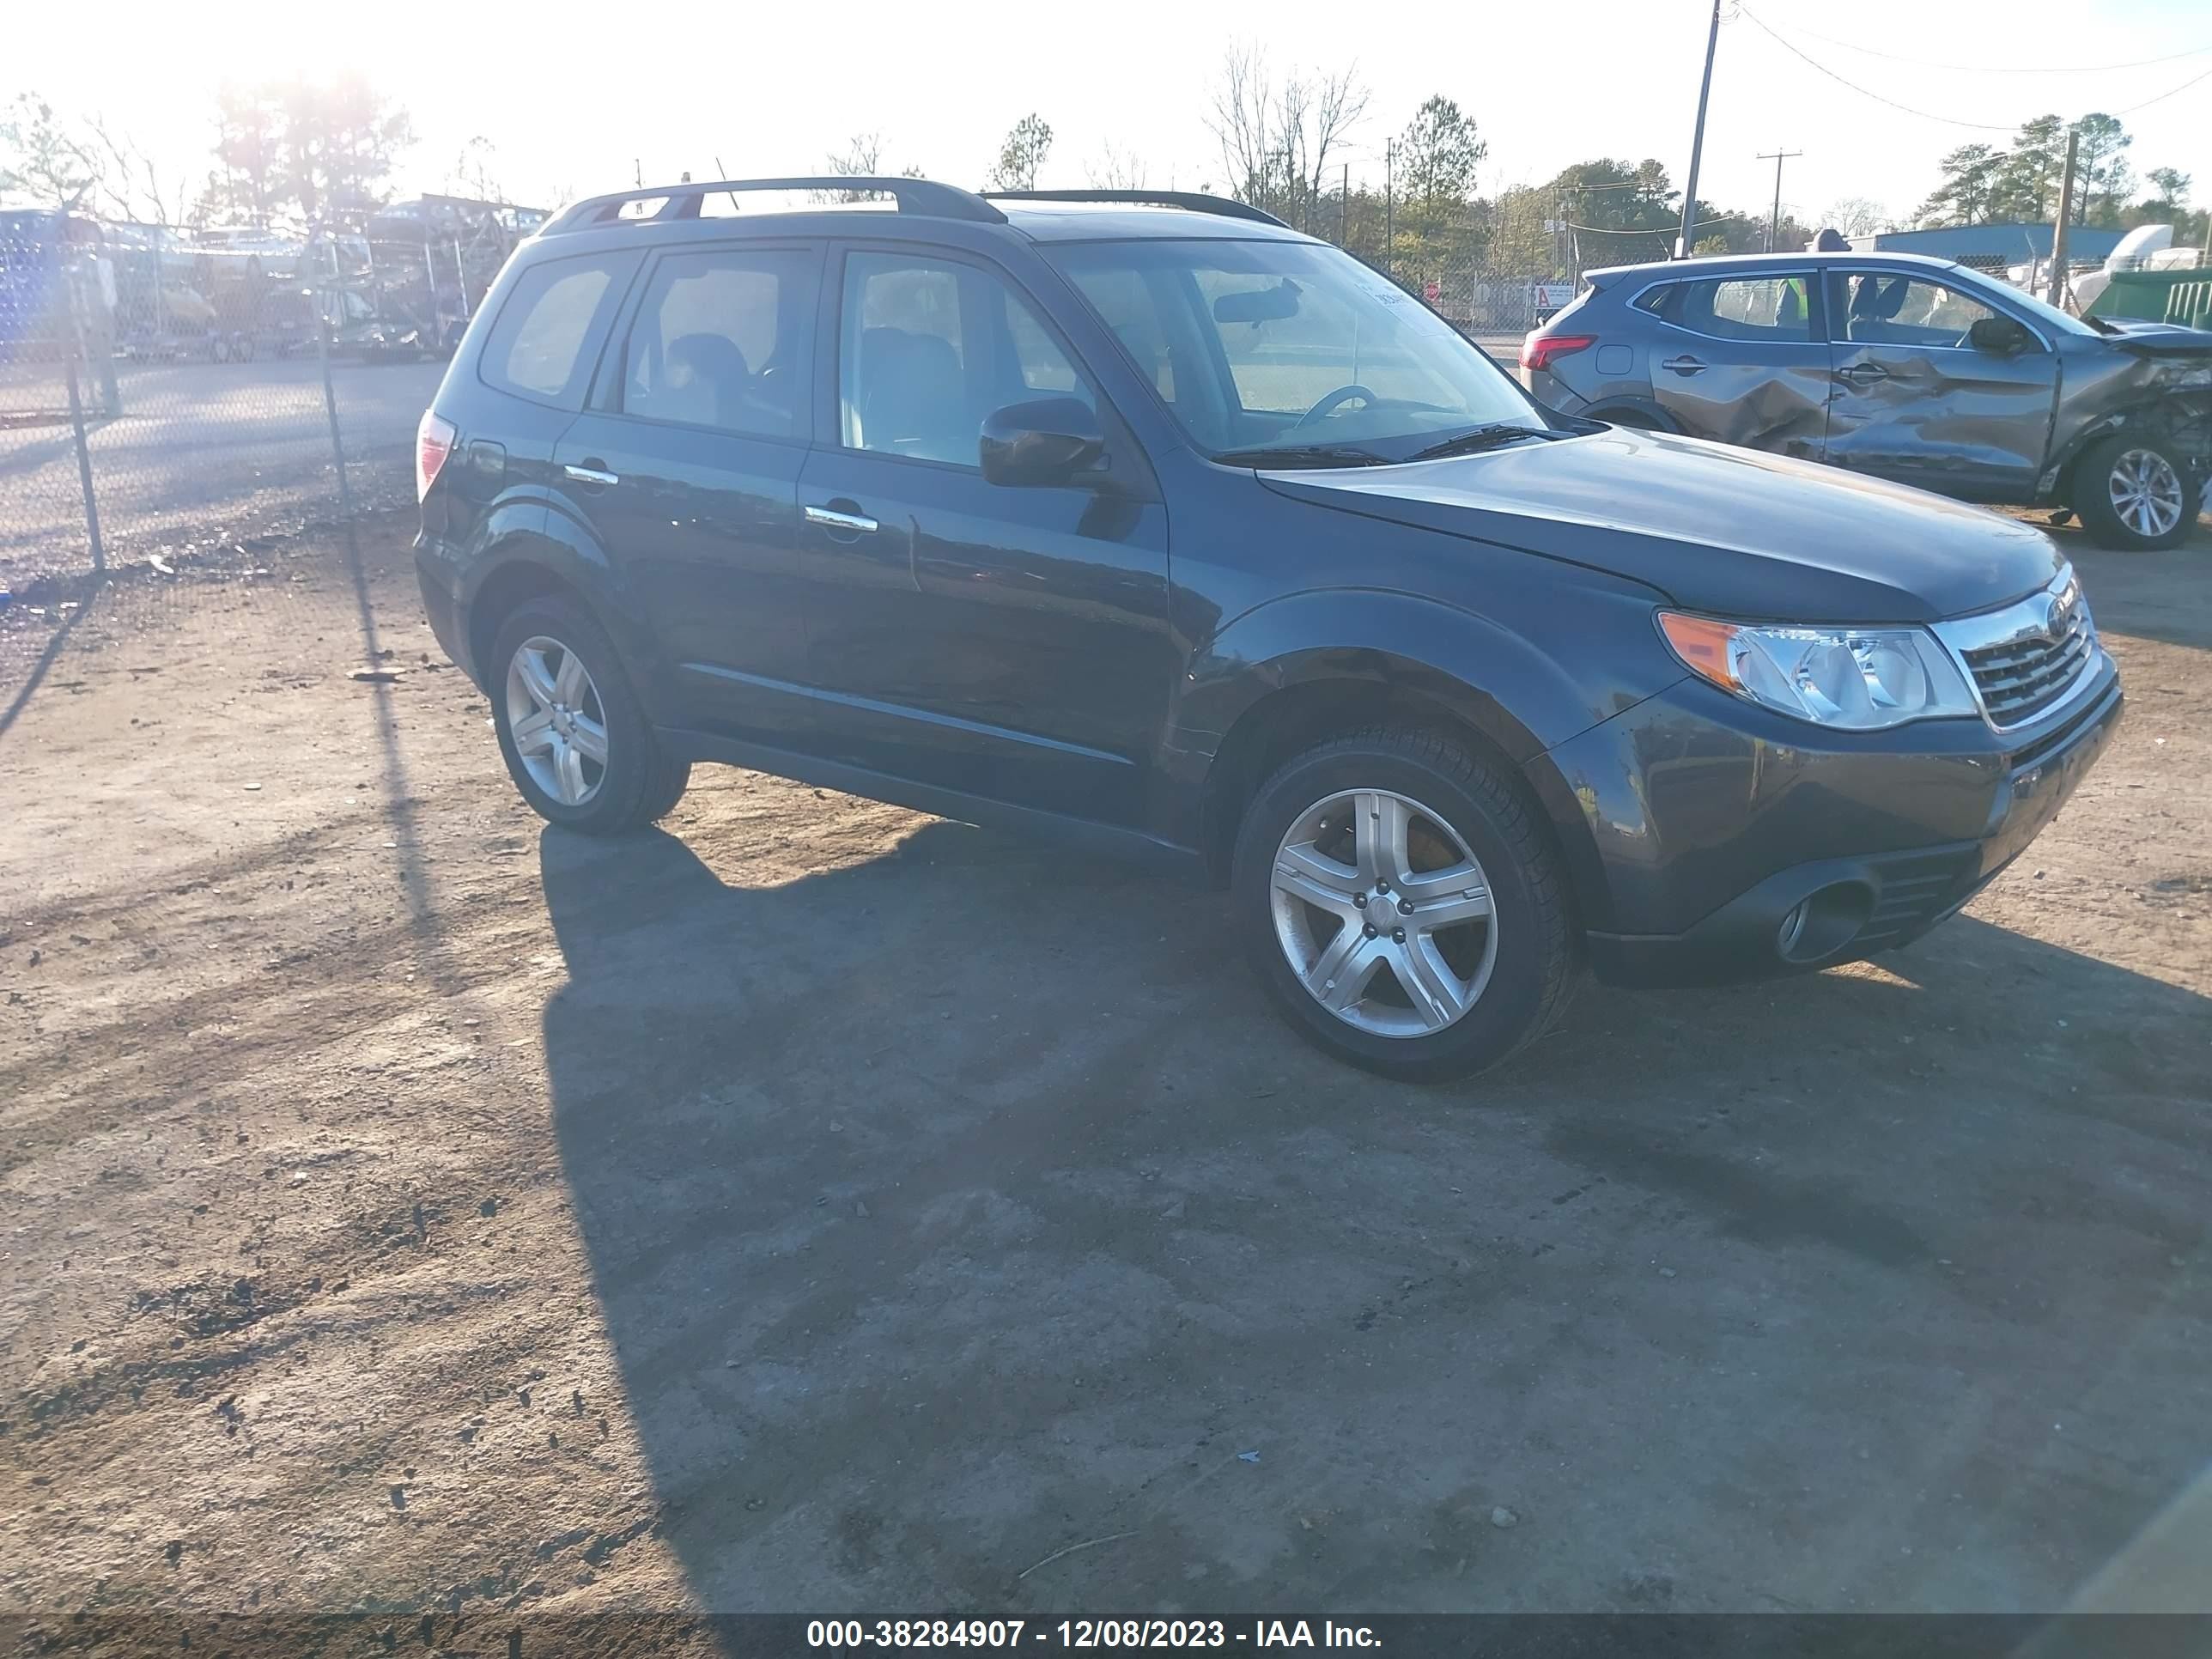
[1049,239,1537,459]
[623,247,811,438]
[1835,274,1997,348]
[1647,276,1814,341]
[839,250,1093,467]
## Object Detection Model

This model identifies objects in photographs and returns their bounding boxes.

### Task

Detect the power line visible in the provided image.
[2111,61,2212,114]
[1741,13,2212,74]
[1735,9,2024,130]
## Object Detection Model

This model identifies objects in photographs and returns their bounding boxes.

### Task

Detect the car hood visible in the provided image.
[2102,320,2212,357]
[1256,427,2063,623]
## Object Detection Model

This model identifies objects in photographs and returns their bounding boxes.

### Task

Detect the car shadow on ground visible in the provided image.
[539,817,2210,1616]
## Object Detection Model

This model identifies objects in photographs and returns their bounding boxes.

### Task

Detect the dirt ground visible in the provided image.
[2,506,2208,1636]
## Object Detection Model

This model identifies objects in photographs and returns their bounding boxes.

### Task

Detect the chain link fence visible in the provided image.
[1,213,446,606]
[1,197,1571,609]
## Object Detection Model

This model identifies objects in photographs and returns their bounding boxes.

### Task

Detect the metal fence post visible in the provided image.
[63,351,106,575]
[316,283,356,521]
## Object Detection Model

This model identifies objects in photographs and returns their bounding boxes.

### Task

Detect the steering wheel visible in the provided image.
[1294,383,1379,428]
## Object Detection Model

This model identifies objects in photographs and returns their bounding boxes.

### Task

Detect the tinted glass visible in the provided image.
[839,251,1091,467]
[623,247,811,437]
[1050,239,1535,456]
[478,252,639,409]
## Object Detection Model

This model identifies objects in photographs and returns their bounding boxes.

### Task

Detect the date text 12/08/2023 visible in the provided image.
[805,1620,1384,1649]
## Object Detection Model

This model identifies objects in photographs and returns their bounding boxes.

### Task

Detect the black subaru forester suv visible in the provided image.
[415,177,2123,1081]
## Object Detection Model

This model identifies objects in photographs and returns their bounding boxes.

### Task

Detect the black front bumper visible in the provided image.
[1559,669,2124,988]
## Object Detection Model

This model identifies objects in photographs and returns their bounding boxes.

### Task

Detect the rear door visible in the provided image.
[1820,269,2059,501]
[1638,270,1832,459]
[553,240,823,743]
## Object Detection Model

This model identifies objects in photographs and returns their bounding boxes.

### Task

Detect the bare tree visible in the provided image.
[1204,44,1367,230]
[84,112,188,225]
[813,132,922,202]
[1085,143,1148,191]
[1820,196,1889,239]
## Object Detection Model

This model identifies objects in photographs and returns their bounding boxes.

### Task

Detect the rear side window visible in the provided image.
[478,251,640,409]
[1644,275,1814,342]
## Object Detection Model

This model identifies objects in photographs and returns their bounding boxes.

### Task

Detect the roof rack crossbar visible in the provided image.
[981,189,1290,229]
[541,177,1006,234]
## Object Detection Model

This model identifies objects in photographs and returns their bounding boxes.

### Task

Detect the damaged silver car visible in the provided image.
[1520,251,2212,550]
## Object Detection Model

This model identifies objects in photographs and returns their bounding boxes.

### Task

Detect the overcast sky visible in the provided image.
[11,0,2210,227]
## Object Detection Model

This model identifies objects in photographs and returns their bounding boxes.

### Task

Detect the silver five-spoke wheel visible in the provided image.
[2107,447,2185,542]
[506,635,609,807]
[1270,787,1498,1038]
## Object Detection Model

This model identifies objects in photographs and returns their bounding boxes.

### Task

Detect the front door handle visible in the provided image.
[1839,362,1890,384]
[1659,355,1706,376]
[805,502,879,536]
[563,461,618,488]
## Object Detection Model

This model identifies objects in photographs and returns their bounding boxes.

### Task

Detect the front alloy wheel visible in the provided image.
[2106,447,2185,543]
[1232,727,1580,1082]
[1270,788,1498,1036]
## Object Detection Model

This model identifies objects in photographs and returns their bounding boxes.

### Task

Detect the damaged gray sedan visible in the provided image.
[1520,251,2211,550]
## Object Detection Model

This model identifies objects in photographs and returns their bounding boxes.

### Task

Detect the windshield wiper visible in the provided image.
[1212,442,1391,469]
[1404,423,1559,463]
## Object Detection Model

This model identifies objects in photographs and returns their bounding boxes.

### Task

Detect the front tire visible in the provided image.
[1231,726,1581,1082]
[489,596,689,835]
[2075,433,2198,550]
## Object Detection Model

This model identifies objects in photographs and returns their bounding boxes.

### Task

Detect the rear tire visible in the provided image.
[1231,726,1581,1082]
[2074,432,2198,551]
[488,596,688,835]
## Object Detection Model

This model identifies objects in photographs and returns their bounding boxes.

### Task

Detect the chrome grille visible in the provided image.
[1933,568,2100,730]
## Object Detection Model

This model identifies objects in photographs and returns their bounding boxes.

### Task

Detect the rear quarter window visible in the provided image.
[478,250,641,409]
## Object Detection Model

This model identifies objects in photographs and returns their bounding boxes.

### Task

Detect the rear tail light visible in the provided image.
[1520,332,1595,373]
[416,410,457,501]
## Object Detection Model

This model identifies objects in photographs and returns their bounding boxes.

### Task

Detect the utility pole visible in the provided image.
[1677,0,1722,258]
[1384,141,1395,278]
[1759,148,1802,251]
[2047,128,2079,308]
[1343,162,1350,250]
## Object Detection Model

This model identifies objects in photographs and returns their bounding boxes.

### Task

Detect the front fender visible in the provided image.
[1165,585,1680,871]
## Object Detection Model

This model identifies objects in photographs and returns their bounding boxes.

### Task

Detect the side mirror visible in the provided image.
[1968,315,2032,355]
[979,397,1106,488]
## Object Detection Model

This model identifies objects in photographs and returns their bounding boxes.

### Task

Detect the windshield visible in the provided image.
[1048,238,1543,461]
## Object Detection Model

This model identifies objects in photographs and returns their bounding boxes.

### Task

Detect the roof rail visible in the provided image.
[539,177,1006,234]
[982,189,1290,229]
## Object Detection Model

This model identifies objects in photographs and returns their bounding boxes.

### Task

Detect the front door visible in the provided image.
[551,240,823,743]
[1821,269,2060,501]
[1642,270,1832,460]
[793,244,1175,827]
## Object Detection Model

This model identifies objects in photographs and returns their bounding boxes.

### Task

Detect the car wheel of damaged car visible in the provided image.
[2075,432,2198,551]
[1231,728,1579,1082]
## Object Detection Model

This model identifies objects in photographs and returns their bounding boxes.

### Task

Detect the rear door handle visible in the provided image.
[563,462,618,488]
[805,502,879,536]
[1839,362,1890,384]
[1660,355,1706,376]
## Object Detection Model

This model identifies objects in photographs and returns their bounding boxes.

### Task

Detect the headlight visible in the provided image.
[1657,611,1978,731]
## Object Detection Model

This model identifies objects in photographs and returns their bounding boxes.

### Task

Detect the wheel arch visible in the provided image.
[1178,592,1605,896]
[458,502,657,700]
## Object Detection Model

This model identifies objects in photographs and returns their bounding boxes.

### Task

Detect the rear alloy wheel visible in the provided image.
[2075,432,2198,551]
[1232,727,1580,1081]
[489,596,690,835]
